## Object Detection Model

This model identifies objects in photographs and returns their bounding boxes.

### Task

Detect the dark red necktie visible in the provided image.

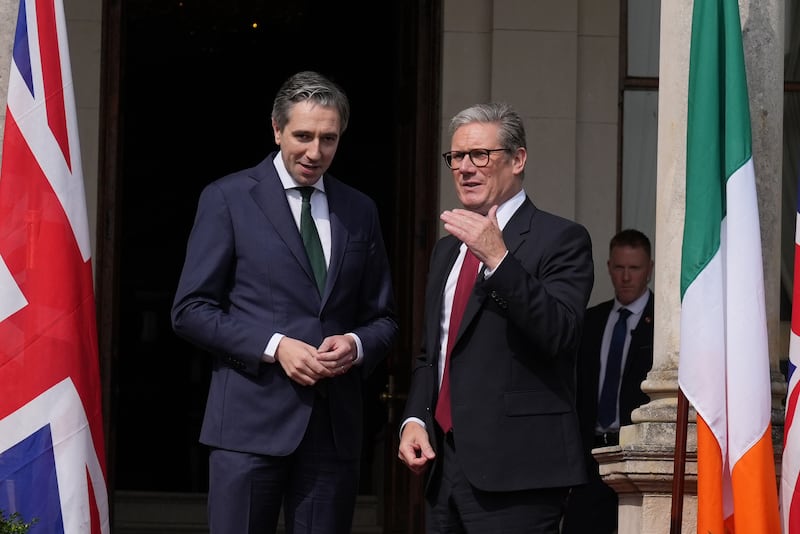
[435,248,480,433]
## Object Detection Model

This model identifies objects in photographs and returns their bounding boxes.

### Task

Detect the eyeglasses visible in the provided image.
[442,148,511,169]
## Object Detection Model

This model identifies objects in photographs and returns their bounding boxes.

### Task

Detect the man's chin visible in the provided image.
[295,171,323,185]
[458,196,487,215]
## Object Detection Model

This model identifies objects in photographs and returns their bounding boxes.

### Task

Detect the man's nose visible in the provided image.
[306,140,321,159]
[458,155,477,171]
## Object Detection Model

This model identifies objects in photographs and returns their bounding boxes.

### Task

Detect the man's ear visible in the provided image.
[512,147,527,174]
[271,119,282,145]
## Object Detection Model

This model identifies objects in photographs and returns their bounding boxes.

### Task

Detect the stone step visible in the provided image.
[113,491,382,534]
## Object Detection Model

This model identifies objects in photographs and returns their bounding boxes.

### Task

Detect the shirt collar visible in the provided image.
[613,289,650,316]
[273,152,326,193]
[495,188,527,230]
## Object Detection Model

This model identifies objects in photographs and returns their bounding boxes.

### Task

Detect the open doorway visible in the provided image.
[99,1,440,531]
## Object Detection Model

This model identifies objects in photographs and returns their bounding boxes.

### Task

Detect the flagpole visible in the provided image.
[670,387,689,533]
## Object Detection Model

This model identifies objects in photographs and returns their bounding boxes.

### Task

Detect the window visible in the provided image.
[620,0,660,242]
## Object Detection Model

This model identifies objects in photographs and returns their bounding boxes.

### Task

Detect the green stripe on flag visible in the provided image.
[681,0,752,299]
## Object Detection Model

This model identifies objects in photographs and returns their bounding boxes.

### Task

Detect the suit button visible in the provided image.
[490,290,508,309]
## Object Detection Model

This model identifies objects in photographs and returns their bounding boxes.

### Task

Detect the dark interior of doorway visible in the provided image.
[114,0,408,494]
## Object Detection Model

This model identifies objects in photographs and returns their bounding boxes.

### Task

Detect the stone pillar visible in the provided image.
[1,0,15,148]
[595,1,786,532]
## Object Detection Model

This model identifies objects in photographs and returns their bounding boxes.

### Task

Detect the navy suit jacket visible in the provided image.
[574,291,654,458]
[402,198,594,492]
[171,153,397,459]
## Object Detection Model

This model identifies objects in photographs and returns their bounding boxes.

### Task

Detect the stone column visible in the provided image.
[1,0,16,149]
[595,1,785,533]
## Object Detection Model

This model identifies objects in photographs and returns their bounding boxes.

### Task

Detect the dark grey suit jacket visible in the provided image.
[171,152,397,459]
[403,197,594,492]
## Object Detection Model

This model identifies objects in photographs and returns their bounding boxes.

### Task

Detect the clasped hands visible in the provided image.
[275,335,356,386]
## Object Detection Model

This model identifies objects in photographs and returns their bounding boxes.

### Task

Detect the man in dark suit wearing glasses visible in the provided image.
[398,102,594,533]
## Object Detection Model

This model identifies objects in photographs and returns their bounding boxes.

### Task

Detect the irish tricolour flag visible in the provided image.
[677,0,780,532]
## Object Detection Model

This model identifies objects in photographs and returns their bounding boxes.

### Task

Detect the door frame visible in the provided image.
[94,2,441,532]
[380,2,442,532]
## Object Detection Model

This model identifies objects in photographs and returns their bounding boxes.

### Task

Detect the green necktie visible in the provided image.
[297,187,327,294]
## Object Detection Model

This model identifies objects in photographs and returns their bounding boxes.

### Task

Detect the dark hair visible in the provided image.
[271,71,350,133]
[609,228,652,258]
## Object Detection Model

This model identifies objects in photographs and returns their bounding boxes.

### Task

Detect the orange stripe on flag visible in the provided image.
[696,416,725,534]
[697,416,781,534]
[731,426,780,533]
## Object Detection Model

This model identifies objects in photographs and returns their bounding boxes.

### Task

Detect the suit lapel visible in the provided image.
[324,177,350,304]
[248,159,318,290]
[591,301,615,387]
[500,197,535,256]
[624,291,654,374]
[454,198,536,342]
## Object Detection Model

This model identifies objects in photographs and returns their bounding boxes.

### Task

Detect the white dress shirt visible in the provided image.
[262,152,363,363]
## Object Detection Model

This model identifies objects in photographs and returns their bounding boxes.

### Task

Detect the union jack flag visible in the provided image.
[0,0,109,532]
[782,178,800,533]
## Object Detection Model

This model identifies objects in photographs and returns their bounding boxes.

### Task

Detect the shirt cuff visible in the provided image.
[347,332,364,364]
[399,417,426,438]
[262,333,284,363]
[482,249,509,278]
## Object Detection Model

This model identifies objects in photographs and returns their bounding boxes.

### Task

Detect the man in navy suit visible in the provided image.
[171,71,398,534]
[397,102,594,533]
[562,228,654,534]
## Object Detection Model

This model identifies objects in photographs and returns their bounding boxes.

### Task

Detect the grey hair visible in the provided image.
[448,102,527,151]
[271,71,350,134]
